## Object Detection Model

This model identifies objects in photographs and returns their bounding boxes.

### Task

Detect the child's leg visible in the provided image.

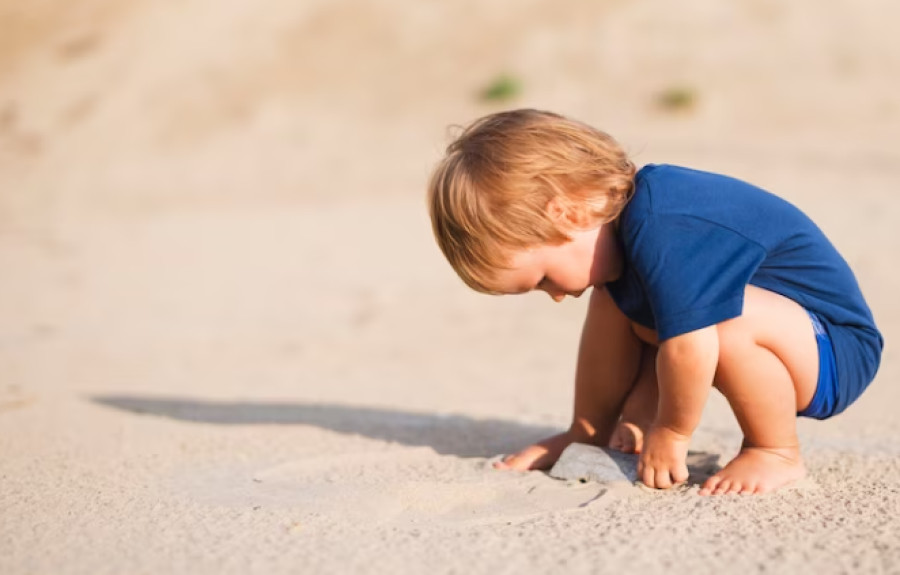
[609,345,658,453]
[495,286,645,471]
[700,285,820,495]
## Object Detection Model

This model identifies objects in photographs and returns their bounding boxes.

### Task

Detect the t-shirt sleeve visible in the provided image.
[628,214,767,341]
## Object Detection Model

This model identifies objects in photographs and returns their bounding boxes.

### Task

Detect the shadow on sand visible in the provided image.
[90,395,561,458]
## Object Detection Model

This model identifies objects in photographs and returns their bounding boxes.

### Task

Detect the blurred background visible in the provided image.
[1,0,899,439]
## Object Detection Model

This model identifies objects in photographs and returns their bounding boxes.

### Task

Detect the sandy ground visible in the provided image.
[1,0,899,573]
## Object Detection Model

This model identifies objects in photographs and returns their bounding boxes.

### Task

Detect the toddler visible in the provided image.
[427,109,882,495]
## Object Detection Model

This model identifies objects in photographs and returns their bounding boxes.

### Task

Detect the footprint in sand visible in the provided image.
[172,446,628,528]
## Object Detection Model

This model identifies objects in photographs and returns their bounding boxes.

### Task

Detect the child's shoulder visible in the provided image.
[632,163,788,217]
[635,163,758,195]
[635,162,708,181]
[627,163,723,221]
[621,163,812,248]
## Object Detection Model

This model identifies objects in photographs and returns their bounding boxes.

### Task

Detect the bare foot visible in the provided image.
[699,446,806,495]
[608,420,647,453]
[494,428,600,471]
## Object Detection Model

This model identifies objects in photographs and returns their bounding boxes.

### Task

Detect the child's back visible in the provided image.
[609,164,882,417]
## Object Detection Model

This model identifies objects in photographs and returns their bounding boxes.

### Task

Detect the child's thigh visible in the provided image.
[715,285,819,410]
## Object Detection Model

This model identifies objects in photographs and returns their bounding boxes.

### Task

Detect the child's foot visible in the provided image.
[608,420,647,453]
[610,355,657,454]
[699,446,806,495]
[494,428,601,471]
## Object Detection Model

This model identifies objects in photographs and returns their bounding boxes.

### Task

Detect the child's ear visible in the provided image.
[546,197,591,230]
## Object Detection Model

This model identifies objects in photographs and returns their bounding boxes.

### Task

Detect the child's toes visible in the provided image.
[713,479,732,495]
[700,477,721,496]
[608,423,639,454]
[754,482,774,495]
[726,481,743,495]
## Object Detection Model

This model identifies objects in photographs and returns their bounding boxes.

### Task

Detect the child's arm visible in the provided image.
[495,287,643,471]
[638,325,719,489]
[569,287,644,440]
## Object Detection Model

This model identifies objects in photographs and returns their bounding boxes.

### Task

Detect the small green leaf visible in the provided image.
[479,74,523,102]
[656,86,697,111]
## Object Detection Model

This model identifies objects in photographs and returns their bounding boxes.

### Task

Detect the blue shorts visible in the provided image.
[797,311,840,420]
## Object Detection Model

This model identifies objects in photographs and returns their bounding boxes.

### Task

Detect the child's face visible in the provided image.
[493,224,622,301]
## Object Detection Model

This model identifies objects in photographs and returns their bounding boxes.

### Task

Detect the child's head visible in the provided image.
[427,109,636,293]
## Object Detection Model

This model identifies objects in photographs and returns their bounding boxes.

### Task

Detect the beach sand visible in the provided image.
[1,0,899,573]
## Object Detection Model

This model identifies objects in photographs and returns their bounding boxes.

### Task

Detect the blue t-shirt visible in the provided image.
[607,164,883,412]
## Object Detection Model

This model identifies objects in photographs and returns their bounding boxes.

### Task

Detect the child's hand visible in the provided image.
[637,425,691,489]
[493,429,589,471]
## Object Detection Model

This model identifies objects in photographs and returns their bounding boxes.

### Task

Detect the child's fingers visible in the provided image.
[639,462,687,489]
[655,468,673,489]
[493,451,537,471]
[639,458,665,488]
[673,463,690,484]
[641,464,656,488]
[493,454,518,470]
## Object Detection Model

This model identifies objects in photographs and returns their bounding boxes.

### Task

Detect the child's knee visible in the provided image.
[713,316,756,377]
[712,286,819,404]
[717,286,810,353]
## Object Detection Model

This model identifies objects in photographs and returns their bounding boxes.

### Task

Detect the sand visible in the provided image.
[1,0,899,573]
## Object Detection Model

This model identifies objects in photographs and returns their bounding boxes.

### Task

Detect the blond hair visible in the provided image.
[427,109,635,293]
